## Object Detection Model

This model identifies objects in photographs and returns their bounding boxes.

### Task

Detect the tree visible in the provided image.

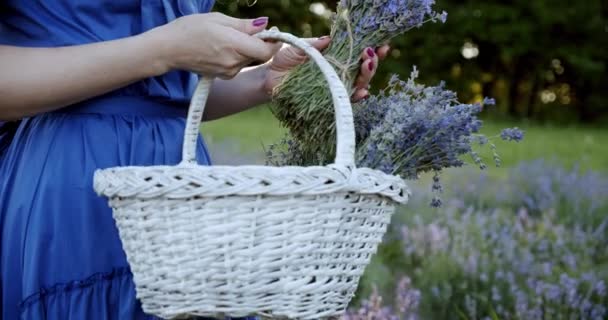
[217,0,608,123]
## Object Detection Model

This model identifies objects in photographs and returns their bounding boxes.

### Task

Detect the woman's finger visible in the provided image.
[284,36,331,58]
[351,88,370,102]
[377,45,391,60]
[231,29,282,63]
[211,13,269,35]
[354,47,378,89]
[362,47,377,61]
[269,36,332,72]
[310,36,332,52]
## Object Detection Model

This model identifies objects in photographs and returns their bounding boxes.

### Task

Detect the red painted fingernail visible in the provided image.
[252,17,268,27]
[367,47,375,57]
[368,61,374,71]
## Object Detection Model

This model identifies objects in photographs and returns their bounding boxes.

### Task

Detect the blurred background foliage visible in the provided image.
[216,0,608,124]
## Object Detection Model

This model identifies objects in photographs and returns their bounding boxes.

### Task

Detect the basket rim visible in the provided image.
[93,163,410,204]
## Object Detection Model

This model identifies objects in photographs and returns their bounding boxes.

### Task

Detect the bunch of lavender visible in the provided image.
[272,0,446,161]
[355,70,523,206]
[268,69,524,206]
[342,277,421,320]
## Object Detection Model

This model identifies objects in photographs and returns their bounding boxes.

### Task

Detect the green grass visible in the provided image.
[478,120,607,171]
[201,105,608,171]
[201,106,285,156]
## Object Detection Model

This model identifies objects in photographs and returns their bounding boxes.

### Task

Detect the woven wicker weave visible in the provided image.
[94,29,410,320]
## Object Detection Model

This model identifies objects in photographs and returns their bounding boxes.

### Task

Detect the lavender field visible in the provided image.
[203,110,607,319]
[349,161,608,319]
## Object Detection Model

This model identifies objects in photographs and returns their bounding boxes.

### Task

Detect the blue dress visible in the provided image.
[0,1,256,319]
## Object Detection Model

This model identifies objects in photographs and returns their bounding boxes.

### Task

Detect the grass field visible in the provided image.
[202,105,608,171]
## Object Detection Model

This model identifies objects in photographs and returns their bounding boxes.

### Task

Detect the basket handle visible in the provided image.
[181,29,356,167]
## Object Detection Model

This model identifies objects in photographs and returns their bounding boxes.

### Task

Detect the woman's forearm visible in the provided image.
[0,34,166,120]
[0,12,276,122]
[204,64,271,121]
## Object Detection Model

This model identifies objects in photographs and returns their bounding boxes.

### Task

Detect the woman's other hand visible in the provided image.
[150,13,282,79]
[263,37,390,102]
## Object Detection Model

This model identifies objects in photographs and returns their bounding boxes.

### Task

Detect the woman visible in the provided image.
[0,0,388,319]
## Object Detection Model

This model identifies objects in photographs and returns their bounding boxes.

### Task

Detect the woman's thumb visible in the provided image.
[214,13,269,35]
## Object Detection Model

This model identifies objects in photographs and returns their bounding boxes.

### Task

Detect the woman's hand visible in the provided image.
[263,37,390,102]
[150,13,282,79]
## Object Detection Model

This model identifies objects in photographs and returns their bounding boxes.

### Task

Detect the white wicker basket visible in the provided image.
[94,30,410,320]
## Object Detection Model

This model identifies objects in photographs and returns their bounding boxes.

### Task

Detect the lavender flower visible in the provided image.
[500,127,524,142]
[343,277,420,320]
[595,280,606,297]
[482,97,496,106]
[505,159,608,224]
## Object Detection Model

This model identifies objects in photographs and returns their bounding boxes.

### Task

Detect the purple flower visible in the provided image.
[482,97,496,106]
[438,10,448,23]
[500,127,525,142]
[595,280,606,297]
[344,277,421,319]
